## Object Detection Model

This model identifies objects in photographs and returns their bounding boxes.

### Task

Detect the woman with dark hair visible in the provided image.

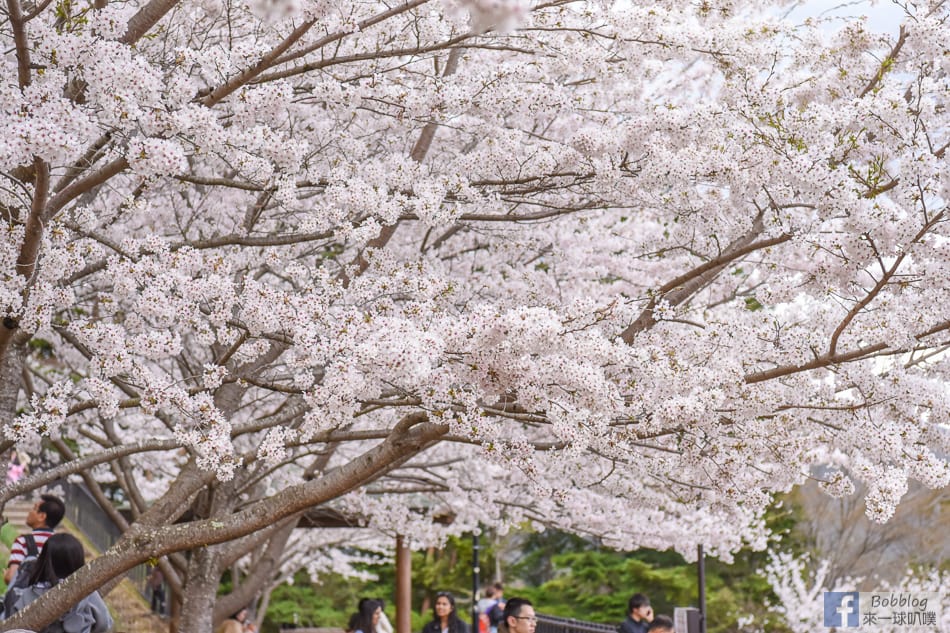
[375,598,394,633]
[4,533,112,633]
[348,598,382,633]
[422,592,470,633]
[346,612,363,633]
[217,606,256,633]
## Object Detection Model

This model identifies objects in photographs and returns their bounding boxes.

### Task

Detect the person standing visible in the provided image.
[485,583,505,633]
[476,584,496,617]
[375,598,394,633]
[148,565,166,615]
[350,598,382,633]
[4,494,65,584]
[476,585,496,633]
[618,594,653,633]
[422,592,470,633]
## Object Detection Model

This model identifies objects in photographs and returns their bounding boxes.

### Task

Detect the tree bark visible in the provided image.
[178,545,221,633]
[212,518,297,625]
[120,0,180,45]
[0,343,23,447]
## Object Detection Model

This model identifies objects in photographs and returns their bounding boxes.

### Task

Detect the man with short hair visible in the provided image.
[619,594,653,633]
[503,598,536,633]
[646,615,673,633]
[477,585,496,614]
[4,494,65,583]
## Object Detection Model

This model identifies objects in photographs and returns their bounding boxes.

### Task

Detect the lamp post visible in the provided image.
[397,535,411,633]
[472,530,481,631]
[697,544,707,633]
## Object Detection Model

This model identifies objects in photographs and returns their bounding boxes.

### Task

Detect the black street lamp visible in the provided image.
[472,530,481,631]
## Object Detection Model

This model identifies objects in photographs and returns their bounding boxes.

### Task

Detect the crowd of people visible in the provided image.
[348,586,675,633]
[1,493,679,633]
[348,589,537,633]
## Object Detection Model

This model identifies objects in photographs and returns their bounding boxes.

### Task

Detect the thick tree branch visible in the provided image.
[0,157,50,416]
[620,217,791,344]
[120,0,180,45]
[14,158,50,281]
[43,157,129,220]
[200,20,317,107]
[0,438,179,506]
[828,210,944,356]
[53,133,114,196]
[6,0,32,87]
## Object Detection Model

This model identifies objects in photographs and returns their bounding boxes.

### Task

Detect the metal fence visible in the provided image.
[62,481,150,597]
[536,614,619,633]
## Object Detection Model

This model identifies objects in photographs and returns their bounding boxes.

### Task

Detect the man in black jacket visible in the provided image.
[618,594,653,633]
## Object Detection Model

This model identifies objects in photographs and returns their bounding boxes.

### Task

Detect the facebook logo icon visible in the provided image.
[824,592,860,627]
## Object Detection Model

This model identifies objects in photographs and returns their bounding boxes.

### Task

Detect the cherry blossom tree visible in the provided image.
[1,0,949,630]
[764,553,950,633]
[791,479,949,587]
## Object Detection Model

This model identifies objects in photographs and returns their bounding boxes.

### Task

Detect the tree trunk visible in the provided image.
[168,583,182,633]
[0,342,22,434]
[212,518,297,626]
[178,545,221,633]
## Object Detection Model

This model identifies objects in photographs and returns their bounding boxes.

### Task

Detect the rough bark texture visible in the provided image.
[178,545,221,633]
[0,343,23,441]
[119,0,180,45]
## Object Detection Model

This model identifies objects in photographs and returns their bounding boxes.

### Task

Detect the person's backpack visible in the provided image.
[2,534,40,615]
[478,610,491,633]
[488,600,505,627]
[479,600,501,633]
[487,602,505,629]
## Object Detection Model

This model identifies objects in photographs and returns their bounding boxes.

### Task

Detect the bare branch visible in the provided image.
[0,438,179,506]
[6,0,32,87]
[620,216,791,344]
[859,26,907,99]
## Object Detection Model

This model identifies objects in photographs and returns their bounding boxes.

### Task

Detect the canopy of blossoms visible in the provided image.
[0,0,948,629]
